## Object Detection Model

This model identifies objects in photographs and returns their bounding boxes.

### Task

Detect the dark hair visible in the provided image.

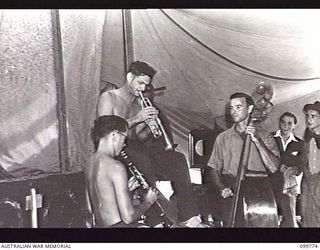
[91,115,128,151]
[280,112,298,124]
[303,101,320,114]
[230,92,255,107]
[128,61,156,79]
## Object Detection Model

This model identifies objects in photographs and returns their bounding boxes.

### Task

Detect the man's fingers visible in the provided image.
[221,188,233,198]
[280,164,289,172]
[143,107,158,112]
[141,108,159,120]
[128,176,135,182]
[246,125,255,129]
[150,187,157,193]
[225,190,233,197]
[222,193,232,199]
[245,126,256,134]
[246,129,255,134]
[150,188,159,200]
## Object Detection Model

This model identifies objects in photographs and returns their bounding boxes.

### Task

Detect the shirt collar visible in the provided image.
[274,130,298,143]
[231,124,244,135]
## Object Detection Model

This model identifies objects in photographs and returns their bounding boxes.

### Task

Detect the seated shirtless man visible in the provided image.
[85,115,158,228]
[97,61,206,227]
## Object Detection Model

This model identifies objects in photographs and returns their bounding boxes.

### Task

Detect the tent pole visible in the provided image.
[51,9,70,173]
[122,9,134,70]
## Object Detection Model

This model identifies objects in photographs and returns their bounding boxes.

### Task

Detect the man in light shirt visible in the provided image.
[271,112,306,227]
[300,101,320,227]
[207,92,279,226]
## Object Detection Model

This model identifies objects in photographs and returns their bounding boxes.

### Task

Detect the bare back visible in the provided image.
[85,153,127,227]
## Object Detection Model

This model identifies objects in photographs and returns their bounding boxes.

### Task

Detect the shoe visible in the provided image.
[179,215,210,228]
[154,223,165,228]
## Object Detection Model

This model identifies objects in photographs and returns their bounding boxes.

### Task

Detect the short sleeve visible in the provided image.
[207,134,224,173]
[263,132,280,159]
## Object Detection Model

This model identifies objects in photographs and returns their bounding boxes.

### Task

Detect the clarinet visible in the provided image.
[120,150,174,228]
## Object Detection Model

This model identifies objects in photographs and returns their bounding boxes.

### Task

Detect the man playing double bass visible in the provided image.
[208,92,280,227]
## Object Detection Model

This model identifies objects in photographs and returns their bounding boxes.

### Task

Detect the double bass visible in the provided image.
[227,82,279,228]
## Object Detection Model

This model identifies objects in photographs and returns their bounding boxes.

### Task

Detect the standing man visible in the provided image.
[98,61,206,227]
[207,92,280,226]
[85,115,158,228]
[271,112,306,227]
[300,101,320,227]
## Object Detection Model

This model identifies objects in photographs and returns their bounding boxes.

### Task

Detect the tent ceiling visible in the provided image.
[101,9,320,139]
[173,9,320,80]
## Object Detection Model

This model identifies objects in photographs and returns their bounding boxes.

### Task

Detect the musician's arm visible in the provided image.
[97,92,140,128]
[208,135,229,194]
[97,92,114,116]
[131,106,163,141]
[134,123,152,142]
[127,115,144,129]
[112,162,155,224]
[98,92,150,129]
[127,106,160,132]
[294,140,307,175]
[282,141,306,175]
[135,108,173,143]
[252,132,280,173]
[209,169,226,191]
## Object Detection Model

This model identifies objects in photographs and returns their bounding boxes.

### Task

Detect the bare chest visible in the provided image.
[113,98,140,119]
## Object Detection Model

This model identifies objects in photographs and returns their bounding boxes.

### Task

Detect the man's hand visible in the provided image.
[285,167,297,176]
[245,125,259,143]
[128,176,140,191]
[143,187,158,205]
[281,165,297,176]
[221,187,233,199]
[136,107,159,123]
[280,164,289,173]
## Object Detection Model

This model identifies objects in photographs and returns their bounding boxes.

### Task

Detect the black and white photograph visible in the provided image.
[0,8,320,243]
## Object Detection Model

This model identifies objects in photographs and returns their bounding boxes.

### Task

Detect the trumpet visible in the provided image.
[137,91,174,151]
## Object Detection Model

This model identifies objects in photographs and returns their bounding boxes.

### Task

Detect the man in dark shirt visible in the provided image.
[271,112,306,227]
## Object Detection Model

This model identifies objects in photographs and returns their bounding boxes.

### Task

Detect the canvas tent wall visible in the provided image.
[0,10,105,177]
